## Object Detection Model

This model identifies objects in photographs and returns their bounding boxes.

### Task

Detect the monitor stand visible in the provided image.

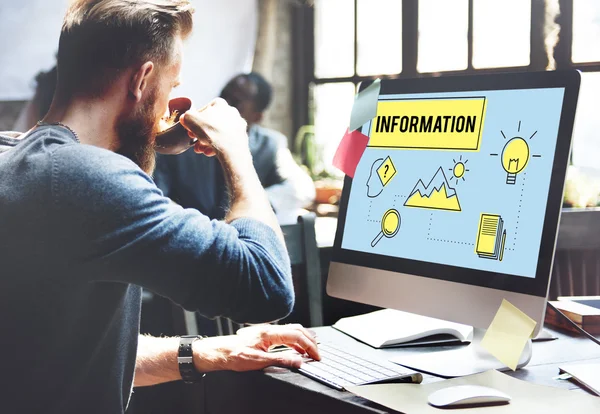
[390,328,533,378]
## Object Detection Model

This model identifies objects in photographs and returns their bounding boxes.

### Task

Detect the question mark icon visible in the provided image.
[384,164,389,178]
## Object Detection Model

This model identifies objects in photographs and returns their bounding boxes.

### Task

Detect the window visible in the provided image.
[357,0,403,76]
[418,0,468,73]
[314,0,354,78]
[300,0,600,176]
[572,72,600,168]
[311,0,403,175]
[569,0,600,169]
[572,0,600,63]
[472,0,531,69]
[311,82,356,173]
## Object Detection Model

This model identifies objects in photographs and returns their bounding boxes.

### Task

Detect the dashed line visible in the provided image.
[427,238,475,246]
[428,213,433,237]
[513,172,526,247]
[392,194,406,209]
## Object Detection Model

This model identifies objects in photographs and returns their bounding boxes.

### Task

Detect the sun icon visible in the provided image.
[449,155,469,185]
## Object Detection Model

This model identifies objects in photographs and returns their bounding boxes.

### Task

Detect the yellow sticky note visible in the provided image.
[480,299,537,371]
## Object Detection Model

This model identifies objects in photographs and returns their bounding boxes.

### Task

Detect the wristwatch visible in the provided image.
[178,335,206,384]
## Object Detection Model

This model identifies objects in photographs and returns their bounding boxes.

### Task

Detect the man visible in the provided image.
[0,1,318,413]
[154,72,315,223]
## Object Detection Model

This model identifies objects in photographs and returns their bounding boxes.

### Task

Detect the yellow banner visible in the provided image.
[368,98,486,151]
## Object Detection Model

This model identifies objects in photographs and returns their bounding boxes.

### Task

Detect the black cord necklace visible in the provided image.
[36,121,80,143]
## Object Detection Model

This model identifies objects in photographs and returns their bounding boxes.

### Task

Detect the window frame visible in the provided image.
[292,0,600,140]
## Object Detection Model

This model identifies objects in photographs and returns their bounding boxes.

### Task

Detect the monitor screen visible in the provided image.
[340,87,566,280]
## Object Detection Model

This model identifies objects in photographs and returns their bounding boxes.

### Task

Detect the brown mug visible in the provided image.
[155,97,197,155]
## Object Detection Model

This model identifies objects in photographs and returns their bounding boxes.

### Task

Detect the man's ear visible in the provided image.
[129,62,154,102]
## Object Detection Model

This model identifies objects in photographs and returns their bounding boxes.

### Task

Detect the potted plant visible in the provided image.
[294,125,343,206]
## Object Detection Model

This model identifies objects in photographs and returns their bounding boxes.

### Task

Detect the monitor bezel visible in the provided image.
[332,70,581,298]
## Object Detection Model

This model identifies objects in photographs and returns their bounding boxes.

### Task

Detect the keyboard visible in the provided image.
[298,342,423,391]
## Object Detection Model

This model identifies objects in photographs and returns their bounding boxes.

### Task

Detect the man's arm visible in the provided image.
[52,98,294,323]
[134,335,180,387]
[180,99,283,241]
[134,325,319,387]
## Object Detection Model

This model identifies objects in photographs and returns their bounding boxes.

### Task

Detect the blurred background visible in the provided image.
[0,0,257,125]
[1,1,600,208]
[1,0,599,330]
[2,1,599,411]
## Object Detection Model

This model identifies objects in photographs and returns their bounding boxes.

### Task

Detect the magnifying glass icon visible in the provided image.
[371,209,401,247]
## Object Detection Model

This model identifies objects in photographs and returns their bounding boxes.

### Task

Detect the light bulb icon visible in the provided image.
[491,122,541,183]
[501,137,529,185]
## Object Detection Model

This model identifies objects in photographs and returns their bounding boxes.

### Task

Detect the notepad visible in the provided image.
[333,309,473,348]
[560,362,600,396]
[475,213,506,261]
[546,298,600,334]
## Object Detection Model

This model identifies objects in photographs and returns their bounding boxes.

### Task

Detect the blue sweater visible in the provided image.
[0,126,293,413]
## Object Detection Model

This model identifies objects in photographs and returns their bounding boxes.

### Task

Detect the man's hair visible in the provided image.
[57,0,194,97]
[245,72,273,112]
[33,65,58,119]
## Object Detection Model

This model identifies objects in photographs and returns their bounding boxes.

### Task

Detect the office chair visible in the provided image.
[280,212,324,328]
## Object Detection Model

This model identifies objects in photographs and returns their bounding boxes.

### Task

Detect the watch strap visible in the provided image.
[178,335,206,384]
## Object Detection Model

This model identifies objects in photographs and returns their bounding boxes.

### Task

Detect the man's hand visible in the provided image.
[193,324,321,373]
[179,98,249,159]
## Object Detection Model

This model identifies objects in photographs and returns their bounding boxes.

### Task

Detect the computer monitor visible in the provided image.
[327,71,580,346]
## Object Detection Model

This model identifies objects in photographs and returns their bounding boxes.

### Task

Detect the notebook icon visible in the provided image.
[475,214,506,261]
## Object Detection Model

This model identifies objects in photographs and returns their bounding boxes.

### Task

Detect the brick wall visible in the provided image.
[253,0,293,144]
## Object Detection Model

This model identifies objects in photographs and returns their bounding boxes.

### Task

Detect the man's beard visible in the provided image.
[116,90,159,175]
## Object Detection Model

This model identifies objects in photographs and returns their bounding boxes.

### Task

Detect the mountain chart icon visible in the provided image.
[404,167,462,212]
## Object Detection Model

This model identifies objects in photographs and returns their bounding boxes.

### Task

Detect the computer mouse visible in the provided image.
[428,385,511,408]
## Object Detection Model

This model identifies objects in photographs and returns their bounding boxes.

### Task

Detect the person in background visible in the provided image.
[0,1,319,413]
[12,65,57,132]
[154,72,315,224]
